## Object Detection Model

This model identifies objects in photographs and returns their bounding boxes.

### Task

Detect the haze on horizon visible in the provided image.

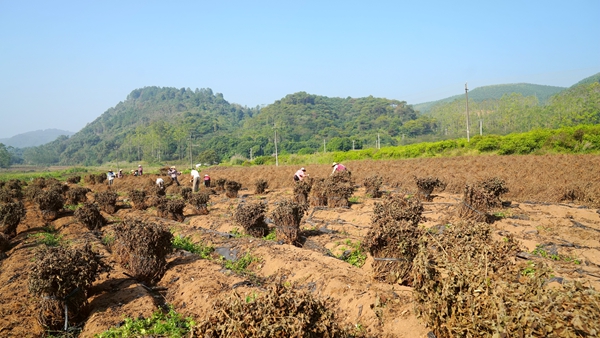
[1,1,599,139]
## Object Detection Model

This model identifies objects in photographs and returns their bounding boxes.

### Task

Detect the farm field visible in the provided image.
[1,154,600,337]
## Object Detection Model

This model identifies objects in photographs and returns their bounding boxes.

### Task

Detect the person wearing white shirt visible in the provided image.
[191,169,201,192]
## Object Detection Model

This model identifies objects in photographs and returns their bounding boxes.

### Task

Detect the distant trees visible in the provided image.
[0,143,10,168]
[13,80,600,166]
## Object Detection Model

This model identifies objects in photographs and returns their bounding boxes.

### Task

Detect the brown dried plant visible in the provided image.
[111,218,173,284]
[234,201,269,237]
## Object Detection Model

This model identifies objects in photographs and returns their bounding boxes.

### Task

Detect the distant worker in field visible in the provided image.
[107,170,116,186]
[168,166,181,186]
[156,177,164,189]
[191,168,201,192]
[117,169,123,178]
[138,165,143,176]
[204,174,211,188]
[331,162,347,175]
[293,167,307,182]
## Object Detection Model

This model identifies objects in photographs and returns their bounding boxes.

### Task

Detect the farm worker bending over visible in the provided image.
[138,164,143,176]
[293,167,307,182]
[107,170,116,186]
[331,162,347,175]
[168,166,181,186]
[191,169,201,192]
[204,174,211,188]
[117,169,123,178]
[156,177,164,189]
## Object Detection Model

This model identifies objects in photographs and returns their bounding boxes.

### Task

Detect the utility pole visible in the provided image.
[250,148,253,161]
[377,133,381,149]
[189,133,193,170]
[323,139,326,153]
[352,140,355,150]
[479,119,483,136]
[465,83,470,142]
[274,126,279,167]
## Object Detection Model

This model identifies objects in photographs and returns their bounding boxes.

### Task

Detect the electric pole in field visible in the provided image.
[323,139,326,153]
[465,83,470,142]
[274,126,279,167]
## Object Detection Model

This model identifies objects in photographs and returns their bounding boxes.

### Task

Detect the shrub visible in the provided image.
[166,199,185,222]
[65,186,90,205]
[129,189,148,210]
[112,218,173,284]
[414,176,446,201]
[363,175,383,198]
[180,187,192,200]
[192,282,358,338]
[34,189,64,221]
[325,171,355,208]
[234,202,269,238]
[254,179,268,194]
[364,195,424,285]
[95,190,118,214]
[74,203,106,231]
[66,175,81,184]
[0,201,25,237]
[271,199,306,246]
[293,179,311,206]
[28,244,109,329]
[225,180,242,198]
[188,192,210,215]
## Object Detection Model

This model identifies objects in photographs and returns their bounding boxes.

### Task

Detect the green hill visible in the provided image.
[16,73,600,167]
[413,83,565,114]
[571,72,600,87]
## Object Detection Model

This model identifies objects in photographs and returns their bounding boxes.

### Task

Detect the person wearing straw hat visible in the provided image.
[203,174,211,188]
[293,167,308,182]
[137,164,143,176]
[167,166,181,186]
[331,162,347,175]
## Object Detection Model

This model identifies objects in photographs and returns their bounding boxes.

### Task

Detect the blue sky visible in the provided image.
[1,1,599,139]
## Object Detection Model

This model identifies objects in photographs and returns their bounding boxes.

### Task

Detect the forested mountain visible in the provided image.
[23,87,258,165]
[18,73,600,166]
[572,72,600,87]
[21,88,431,166]
[0,129,74,148]
[425,81,600,139]
[413,83,565,114]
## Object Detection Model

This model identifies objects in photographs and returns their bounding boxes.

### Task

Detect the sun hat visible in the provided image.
[138,165,141,167]
[204,174,209,176]
[170,166,176,169]
[332,162,338,167]
[301,167,305,171]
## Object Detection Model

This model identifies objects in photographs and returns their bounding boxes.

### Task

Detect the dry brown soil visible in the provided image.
[1,154,599,337]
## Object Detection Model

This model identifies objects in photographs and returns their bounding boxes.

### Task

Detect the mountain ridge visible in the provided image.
[0,129,75,148]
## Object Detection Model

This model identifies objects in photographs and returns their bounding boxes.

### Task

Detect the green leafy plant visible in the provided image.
[521,261,537,277]
[338,240,367,268]
[348,196,360,204]
[172,235,214,259]
[223,252,259,275]
[263,228,276,241]
[102,234,115,247]
[95,305,195,338]
[63,203,82,211]
[28,232,65,247]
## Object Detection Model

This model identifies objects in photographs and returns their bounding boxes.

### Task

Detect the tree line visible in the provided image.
[11,77,600,167]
